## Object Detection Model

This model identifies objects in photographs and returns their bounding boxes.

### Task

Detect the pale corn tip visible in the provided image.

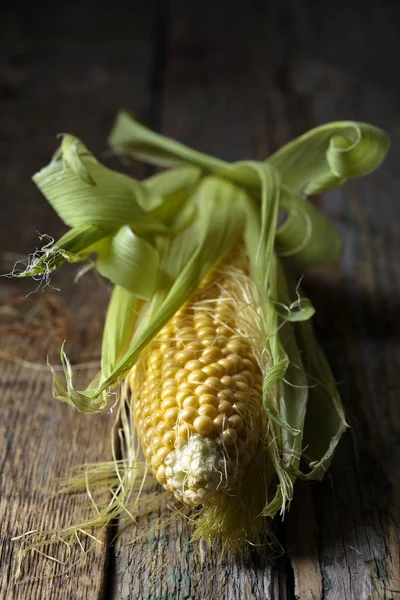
[130,258,264,506]
[164,434,230,505]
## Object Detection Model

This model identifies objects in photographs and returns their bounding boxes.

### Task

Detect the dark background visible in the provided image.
[1,0,399,252]
[1,1,399,599]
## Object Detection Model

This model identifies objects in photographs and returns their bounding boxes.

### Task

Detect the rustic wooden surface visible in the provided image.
[1,1,399,599]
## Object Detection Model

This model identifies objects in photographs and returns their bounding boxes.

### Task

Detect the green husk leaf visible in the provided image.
[59,134,96,185]
[240,160,317,517]
[96,225,159,298]
[268,121,390,195]
[109,111,229,174]
[241,162,288,398]
[16,226,110,278]
[100,285,140,378]
[145,167,201,234]
[49,286,140,415]
[54,225,111,259]
[285,297,315,322]
[259,256,311,518]
[241,162,295,515]
[143,166,202,217]
[49,343,107,413]
[292,304,348,480]
[33,135,166,235]
[275,190,343,265]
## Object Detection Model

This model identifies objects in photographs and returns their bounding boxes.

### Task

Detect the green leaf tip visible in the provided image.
[48,343,108,414]
[60,134,96,185]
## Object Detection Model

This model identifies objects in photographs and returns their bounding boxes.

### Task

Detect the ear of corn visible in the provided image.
[13,116,389,571]
[131,249,265,506]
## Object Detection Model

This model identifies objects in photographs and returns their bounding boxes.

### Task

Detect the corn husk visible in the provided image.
[13,116,389,574]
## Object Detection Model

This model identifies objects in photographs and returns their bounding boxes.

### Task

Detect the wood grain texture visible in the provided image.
[1,1,399,599]
[284,2,400,599]
[0,1,158,598]
[114,495,292,600]
[0,278,111,600]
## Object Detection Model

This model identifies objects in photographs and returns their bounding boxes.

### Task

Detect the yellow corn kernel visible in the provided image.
[130,259,264,507]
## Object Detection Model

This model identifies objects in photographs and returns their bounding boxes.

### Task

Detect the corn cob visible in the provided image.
[129,250,266,507]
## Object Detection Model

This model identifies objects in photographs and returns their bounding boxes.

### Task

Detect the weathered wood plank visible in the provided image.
[0,278,111,600]
[284,1,400,598]
[0,2,158,598]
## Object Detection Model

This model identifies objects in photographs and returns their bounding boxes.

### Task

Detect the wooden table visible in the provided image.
[1,1,399,598]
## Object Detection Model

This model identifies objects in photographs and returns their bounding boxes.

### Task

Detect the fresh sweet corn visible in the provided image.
[14,118,388,574]
[129,255,265,507]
